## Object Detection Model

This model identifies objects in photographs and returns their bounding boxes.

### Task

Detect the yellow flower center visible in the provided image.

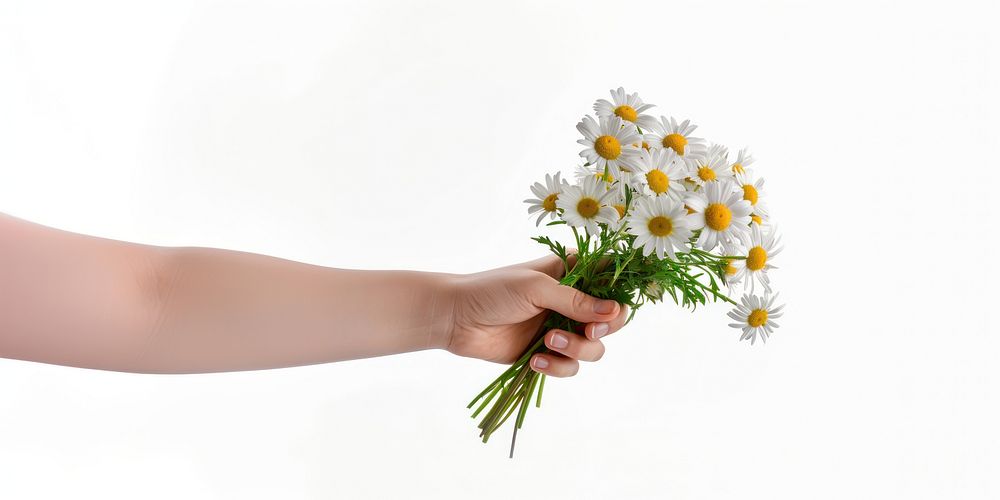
[646,169,669,194]
[732,163,745,174]
[724,259,738,276]
[542,193,559,212]
[594,135,622,160]
[613,204,626,219]
[662,133,687,155]
[685,205,696,215]
[747,309,768,327]
[647,216,673,237]
[614,105,638,122]
[746,246,767,271]
[704,203,732,231]
[577,197,600,218]
[751,214,763,225]
[594,171,614,183]
[742,184,758,205]
[697,166,716,182]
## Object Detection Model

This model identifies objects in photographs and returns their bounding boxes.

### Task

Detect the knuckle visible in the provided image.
[530,270,552,285]
[525,272,552,302]
[543,255,564,277]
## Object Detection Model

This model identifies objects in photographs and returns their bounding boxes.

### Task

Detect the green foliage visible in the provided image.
[534,221,740,317]
[472,218,744,456]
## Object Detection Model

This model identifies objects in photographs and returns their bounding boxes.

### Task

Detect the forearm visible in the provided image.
[139,247,458,373]
[0,213,457,374]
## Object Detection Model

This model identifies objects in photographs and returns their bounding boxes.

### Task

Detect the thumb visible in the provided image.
[530,276,620,324]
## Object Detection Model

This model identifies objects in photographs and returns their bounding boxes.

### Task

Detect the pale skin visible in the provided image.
[0,212,627,377]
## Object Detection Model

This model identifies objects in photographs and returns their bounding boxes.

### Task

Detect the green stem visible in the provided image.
[609,247,639,288]
[516,371,540,429]
[535,374,546,408]
[470,380,504,419]
[474,222,744,454]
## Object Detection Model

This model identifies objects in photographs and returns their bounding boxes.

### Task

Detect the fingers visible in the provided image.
[583,305,629,340]
[543,329,605,362]
[530,352,579,377]
[530,277,620,324]
[530,306,629,377]
[530,325,617,377]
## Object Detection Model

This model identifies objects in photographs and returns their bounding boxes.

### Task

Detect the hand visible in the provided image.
[444,254,629,377]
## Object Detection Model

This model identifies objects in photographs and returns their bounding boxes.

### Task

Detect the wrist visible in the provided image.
[425,271,461,352]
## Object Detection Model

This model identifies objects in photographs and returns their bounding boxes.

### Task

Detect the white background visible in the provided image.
[1,0,997,498]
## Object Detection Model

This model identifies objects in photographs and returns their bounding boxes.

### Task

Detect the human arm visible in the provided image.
[0,212,626,374]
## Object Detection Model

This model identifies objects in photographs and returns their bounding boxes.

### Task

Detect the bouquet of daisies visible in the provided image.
[468,87,785,456]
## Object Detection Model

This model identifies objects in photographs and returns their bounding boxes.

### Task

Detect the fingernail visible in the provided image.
[594,300,617,315]
[533,356,549,369]
[592,322,610,339]
[550,333,569,349]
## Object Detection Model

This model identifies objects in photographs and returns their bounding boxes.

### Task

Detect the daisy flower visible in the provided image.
[626,195,694,260]
[729,224,782,293]
[576,115,642,179]
[644,116,707,167]
[630,147,688,201]
[721,257,744,291]
[523,172,568,226]
[734,170,770,222]
[750,212,770,226]
[557,175,619,235]
[688,144,732,187]
[574,163,616,185]
[573,164,632,227]
[730,147,755,174]
[593,87,658,130]
[606,181,630,230]
[685,181,753,252]
[728,293,784,345]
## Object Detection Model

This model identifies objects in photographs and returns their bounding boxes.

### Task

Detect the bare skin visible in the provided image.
[0,212,626,377]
